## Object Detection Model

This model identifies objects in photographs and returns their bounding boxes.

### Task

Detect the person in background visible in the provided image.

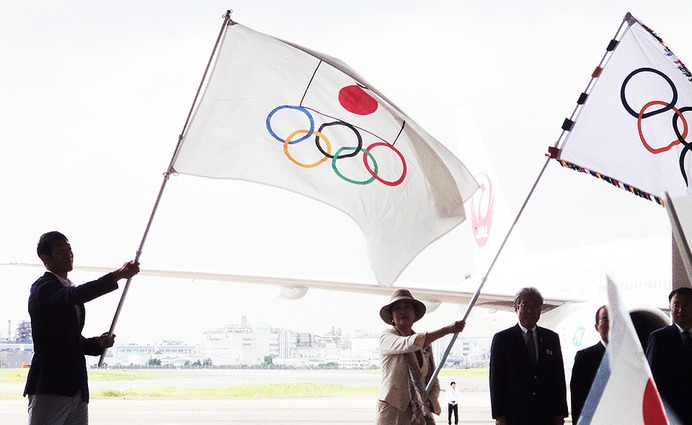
[646,287,692,424]
[23,231,140,425]
[377,289,466,425]
[489,287,568,425]
[447,381,460,425]
[570,305,609,423]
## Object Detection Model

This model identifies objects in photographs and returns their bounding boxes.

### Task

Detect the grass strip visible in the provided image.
[94,383,378,399]
[0,368,487,400]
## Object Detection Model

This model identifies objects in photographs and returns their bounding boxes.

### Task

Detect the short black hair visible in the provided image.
[668,287,692,301]
[450,381,456,385]
[37,231,68,258]
[595,305,607,325]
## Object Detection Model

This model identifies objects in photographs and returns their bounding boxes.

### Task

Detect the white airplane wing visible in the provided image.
[3,262,566,313]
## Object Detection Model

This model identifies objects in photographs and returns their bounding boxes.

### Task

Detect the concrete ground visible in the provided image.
[1,397,495,425]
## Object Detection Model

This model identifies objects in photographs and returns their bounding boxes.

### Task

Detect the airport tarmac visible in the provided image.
[0,369,499,424]
[0,397,495,424]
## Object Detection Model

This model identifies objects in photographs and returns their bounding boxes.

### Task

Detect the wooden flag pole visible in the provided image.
[425,14,632,393]
[98,11,233,367]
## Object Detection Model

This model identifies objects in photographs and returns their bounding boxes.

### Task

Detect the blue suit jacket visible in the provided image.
[23,271,118,401]
[570,341,605,424]
[646,324,692,424]
[490,324,568,425]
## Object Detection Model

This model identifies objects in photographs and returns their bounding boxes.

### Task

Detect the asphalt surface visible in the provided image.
[1,397,496,424]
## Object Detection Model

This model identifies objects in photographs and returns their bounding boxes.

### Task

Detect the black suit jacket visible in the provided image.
[646,325,692,424]
[570,341,605,423]
[23,271,118,401]
[490,324,568,425]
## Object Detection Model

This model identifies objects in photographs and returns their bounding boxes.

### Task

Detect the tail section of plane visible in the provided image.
[451,106,672,366]
[453,106,528,290]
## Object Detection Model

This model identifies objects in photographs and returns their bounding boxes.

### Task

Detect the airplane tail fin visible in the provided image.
[452,107,528,284]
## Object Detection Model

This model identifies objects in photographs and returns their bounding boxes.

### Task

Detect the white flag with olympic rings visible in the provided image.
[172,22,478,285]
[558,13,692,205]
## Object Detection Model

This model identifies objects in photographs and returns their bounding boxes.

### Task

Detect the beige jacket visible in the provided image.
[378,328,441,414]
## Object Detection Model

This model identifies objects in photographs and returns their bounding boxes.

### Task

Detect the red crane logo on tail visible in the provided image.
[470,172,494,248]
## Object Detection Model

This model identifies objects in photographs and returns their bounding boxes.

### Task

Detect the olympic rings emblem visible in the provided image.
[265,104,408,186]
[620,67,692,185]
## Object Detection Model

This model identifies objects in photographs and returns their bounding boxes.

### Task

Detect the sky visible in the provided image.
[0,1,687,344]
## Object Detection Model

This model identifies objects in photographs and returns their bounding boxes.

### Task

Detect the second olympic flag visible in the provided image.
[172,21,478,285]
[556,13,692,204]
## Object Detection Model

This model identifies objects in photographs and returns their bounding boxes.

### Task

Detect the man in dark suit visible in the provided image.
[646,287,692,424]
[570,305,609,424]
[23,231,140,425]
[489,287,568,425]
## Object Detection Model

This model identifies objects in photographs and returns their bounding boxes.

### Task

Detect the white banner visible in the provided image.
[558,15,692,203]
[172,23,478,285]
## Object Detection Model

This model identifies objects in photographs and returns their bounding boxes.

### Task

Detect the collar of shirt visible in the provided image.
[674,323,692,334]
[47,270,74,287]
[518,323,536,334]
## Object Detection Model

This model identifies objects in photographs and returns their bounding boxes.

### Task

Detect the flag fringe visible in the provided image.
[558,159,665,206]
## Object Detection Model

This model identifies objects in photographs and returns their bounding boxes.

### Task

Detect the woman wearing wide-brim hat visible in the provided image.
[376,289,466,424]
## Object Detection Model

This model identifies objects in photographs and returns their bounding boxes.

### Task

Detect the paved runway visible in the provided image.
[1,397,495,424]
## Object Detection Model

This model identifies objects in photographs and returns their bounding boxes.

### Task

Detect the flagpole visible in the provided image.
[424,155,551,394]
[98,10,233,367]
[425,13,633,393]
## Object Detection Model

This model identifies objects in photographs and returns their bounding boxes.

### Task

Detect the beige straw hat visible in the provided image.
[379,289,426,324]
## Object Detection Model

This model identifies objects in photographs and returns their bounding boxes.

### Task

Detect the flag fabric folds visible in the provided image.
[171,22,478,285]
[666,193,692,288]
[578,279,670,425]
[556,13,692,204]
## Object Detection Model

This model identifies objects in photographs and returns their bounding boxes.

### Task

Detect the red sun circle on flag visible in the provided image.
[339,85,378,116]
[642,378,668,424]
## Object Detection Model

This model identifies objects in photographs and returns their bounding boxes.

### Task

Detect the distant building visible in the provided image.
[16,321,32,343]
[1,320,32,344]
[1,314,492,370]
[435,335,492,368]
[275,328,297,359]
[108,341,198,367]
[0,342,34,368]
[0,321,34,367]
[199,316,278,366]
